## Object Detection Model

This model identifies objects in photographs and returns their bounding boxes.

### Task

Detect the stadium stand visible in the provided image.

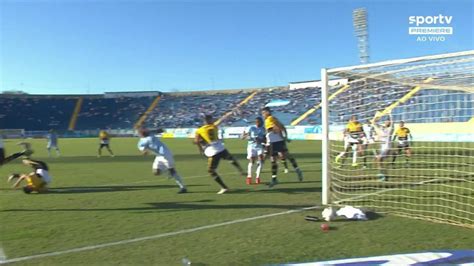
[224,86,322,126]
[1,84,471,131]
[144,91,252,128]
[0,95,76,130]
[76,96,155,129]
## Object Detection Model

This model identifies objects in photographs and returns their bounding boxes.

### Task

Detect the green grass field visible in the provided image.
[0,138,473,265]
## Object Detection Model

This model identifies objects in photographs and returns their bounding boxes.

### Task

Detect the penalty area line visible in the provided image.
[0,206,321,264]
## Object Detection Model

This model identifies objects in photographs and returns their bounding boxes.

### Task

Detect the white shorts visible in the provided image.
[36,169,52,184]
[47,143,58,149]
[204,142,225,157]
[344,136,361,150]
[379,143,392,158]
[247,146,264,159]
[362,137,375,145]
[152,155,175,171]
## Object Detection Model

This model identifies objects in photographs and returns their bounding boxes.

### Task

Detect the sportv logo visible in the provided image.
[409,15,453,26]
[408,14,453,40]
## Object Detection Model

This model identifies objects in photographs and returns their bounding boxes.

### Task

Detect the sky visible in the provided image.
[0,0,473,94]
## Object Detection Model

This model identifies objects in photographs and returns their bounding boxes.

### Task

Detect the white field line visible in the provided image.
[0,206,320,264]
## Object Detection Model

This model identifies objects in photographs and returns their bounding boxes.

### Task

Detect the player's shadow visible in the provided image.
[225,186,322,195]
[47,184,205,194]
[1,200,314,213]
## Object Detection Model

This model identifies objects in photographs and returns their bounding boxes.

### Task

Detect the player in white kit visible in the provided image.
[361,120,376,168]
[242,117,266,185]
[137,128,187,193]
[372,115,394,181]
[46,129,61,157]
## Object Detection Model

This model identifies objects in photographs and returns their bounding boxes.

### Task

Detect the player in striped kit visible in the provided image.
[261,107,303,188]
[392,121,413,166]
[335,115,365,167]
[8,159,52,194]
[195,114,244,194]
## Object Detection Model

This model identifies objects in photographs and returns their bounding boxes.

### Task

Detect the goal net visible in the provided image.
[321,50,474,228]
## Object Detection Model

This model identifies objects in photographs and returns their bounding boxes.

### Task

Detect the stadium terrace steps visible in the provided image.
[135,95,161,129]
[291,84,350,126]
[214,91,259,126]
[68,97,83,130]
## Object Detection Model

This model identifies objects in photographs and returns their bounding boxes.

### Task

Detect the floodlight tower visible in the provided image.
[353,8,370,64]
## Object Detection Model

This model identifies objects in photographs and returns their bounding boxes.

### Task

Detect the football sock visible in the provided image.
[171,173,186,189]
[247,162,253,177]
[255,160,263,178]
[213,175,228,189]
[230,159,243,174]
[271,161,278,176]
[289,157,298,169]
[1,152,24,165]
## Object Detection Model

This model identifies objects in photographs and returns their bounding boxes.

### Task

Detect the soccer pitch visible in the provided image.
[0,138,472,265]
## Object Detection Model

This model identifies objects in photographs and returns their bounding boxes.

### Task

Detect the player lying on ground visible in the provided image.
[8,159,52,194]
[372,114,394,181]
[195,114,245,194]
[46,129,61,157]
[137,128,187,194]
[335,115,367,167]
[392,121,413,166]
[98,130,115,157]
[242,117,266,185]
[0,136,33,167]
[261,107,303,188]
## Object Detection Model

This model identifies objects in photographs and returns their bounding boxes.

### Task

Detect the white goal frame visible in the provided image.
[321,50,474,227]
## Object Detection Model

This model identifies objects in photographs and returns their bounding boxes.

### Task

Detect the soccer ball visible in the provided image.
[322,207,336,221]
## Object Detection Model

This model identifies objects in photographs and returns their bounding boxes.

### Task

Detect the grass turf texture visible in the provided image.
[0,138,472,265]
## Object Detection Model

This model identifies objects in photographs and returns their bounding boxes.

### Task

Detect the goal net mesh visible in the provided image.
[325,51,474,228]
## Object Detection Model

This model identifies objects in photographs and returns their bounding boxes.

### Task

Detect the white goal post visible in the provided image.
[321,50,474,228]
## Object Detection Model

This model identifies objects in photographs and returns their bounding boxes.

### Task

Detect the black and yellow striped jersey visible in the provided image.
[196,124,219,145]
[395,127,411,140]
[346,121,363,138]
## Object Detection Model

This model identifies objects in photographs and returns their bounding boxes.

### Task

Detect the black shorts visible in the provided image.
[99,143,110,148]
[270,141,288,156]
[0,148,5,163]
[208,149,233,171]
